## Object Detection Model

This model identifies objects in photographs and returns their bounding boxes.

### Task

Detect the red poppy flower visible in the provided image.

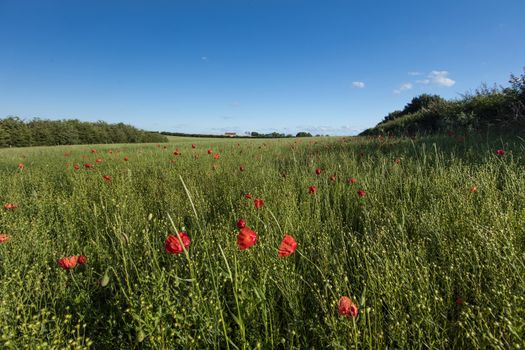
[338,296,358,317]
[347,178,357,184]
[123,156,129,161]
[496,149,505,156]
[90,149,97,153]
[173,150,181,156]
[214,153,220,160]
[278,234,297,257]
[237,218,246,229]
[102,175,112,182]
[0,234,10,243]
[77,255,87,265]
[469,186,477,193]
[237,227,257,250]
[239,165,245,172]
[74,165,80,171]
[3,203,17,210]
[108,150,113,154]
[394,158,401,165]
[244,193,252,199]
[309,185,317,194]
[165,232,191,254]
[329,174,336,182]
[315,168,322,175]
[455,297,464,306]
[64,152,71,157]
[254,198,264,209]
[57,256,79,270]
[96,158,103,164]
[208,149,213,155]
[191,144,196,149]
[18,163,25,170]
[84,163,93,169]
[163,145,168,149]
[357,189,366,197]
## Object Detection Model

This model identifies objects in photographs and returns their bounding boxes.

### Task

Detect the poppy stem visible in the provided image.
[266,209,284,236]
[69,270,82,291]
[166,213,203,299]
[296,249,338,300]
[179,175,202,233]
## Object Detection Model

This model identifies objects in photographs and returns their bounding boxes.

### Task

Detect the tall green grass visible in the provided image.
[0,135,524,349]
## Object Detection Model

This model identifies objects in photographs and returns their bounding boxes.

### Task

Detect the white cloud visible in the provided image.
[428,70,455,87]
[352,81,365,88]
[416,79,431,84]
[393,82,413,94]
[408,71,422,76]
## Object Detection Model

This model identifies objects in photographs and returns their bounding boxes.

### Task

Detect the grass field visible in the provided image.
[0,135,524,349]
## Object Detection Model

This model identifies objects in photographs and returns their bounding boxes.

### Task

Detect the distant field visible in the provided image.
[0,135,524,349]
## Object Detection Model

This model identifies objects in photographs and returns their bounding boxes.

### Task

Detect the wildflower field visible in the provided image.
[0,135,524,349]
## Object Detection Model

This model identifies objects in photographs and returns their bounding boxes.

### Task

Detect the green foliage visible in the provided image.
[296,131,313,137]
[0,117,168,148]
[379,94,445,125]
[364,69,525,136]
[0,135,524,348]
[509,67,525,103]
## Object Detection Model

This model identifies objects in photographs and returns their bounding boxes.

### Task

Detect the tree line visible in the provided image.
[161,131,315,138]
[360,68,525,136]
[0,117,168,148]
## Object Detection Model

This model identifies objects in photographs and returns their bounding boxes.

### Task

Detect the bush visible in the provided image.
[362,69,525,136]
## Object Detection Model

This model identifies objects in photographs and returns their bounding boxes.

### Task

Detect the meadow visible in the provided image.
[0,134,524,349]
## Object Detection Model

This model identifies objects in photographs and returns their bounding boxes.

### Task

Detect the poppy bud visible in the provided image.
[236,218,246,229]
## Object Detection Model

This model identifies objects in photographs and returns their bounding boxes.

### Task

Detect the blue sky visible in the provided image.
[0,0,524,135]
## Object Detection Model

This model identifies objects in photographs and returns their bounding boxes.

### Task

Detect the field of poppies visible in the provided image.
[0,134,524,349]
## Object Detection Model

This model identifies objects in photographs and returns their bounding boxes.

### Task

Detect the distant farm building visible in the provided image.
[225,132,237,137]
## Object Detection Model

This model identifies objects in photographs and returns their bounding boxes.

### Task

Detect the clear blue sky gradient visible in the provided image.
[1,0,524,135]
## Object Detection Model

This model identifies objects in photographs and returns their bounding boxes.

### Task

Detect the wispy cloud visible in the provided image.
[211,126,242,133]
[393,82,413,94]
[297,125,363,136]
[201,56,208,61]
[408,71,422,76]
[352,81,365,88]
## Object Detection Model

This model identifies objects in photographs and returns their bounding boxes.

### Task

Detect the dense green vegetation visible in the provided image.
[0,135,524,349]
[361,69,525,136]
[0,117,167,148]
